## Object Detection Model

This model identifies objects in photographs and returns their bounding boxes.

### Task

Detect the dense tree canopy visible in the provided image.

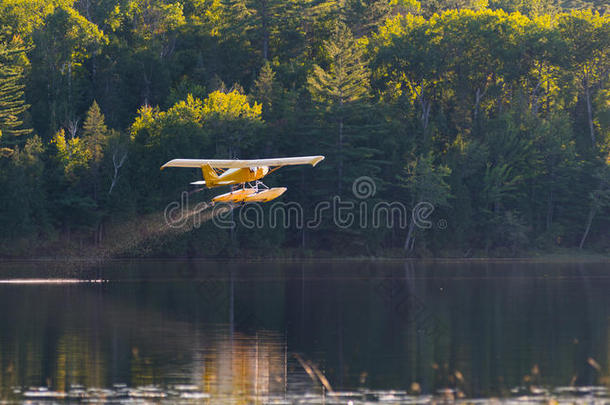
[0,0,608,257]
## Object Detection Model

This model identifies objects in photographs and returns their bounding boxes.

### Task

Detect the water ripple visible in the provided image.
[14,385,610,404]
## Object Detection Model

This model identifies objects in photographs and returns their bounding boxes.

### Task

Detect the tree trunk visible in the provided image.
[141,64,152,105]
[546,76,550,113]
[419,95,430,132]
[109,149,127,195]
[474,87,482,122]
[531,80,542,115]
[579,205,596,249]
[338,116,344,195]
[546,189,553,231]
[414,85,430,133]
[584,85,596,147]
[261,0,269,60]
[404,220,415,252]
[301,170,306,249]
[473,85,489,129]
[68,62,72,121]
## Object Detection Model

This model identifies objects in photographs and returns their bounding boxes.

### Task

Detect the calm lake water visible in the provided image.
[0,259,608,404]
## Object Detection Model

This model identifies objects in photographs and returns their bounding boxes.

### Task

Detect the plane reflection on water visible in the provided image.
[6,333,298,403]
[201,333,288,399]
[0,260,609,403]
[0,286,301,402]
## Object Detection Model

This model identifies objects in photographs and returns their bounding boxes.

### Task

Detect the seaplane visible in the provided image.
[161,156,325,204]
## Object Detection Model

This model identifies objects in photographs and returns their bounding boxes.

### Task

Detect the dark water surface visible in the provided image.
[0,259,609,403]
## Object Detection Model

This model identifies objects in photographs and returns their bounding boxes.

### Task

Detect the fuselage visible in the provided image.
[218,166,269,184]
[201,164,269,188]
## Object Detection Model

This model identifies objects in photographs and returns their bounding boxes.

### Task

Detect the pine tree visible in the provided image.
[307,22,373,194]
[398,152,451,252]
[252,61,277,119]
[221,0,322,62]
[343,0,393,37]
[82,100,107,166]
[82,100,108,203]
[220,0,254,41]
[0,41,32,156]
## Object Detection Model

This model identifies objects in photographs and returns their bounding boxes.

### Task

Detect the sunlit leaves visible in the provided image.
[0,0,76,39]
[0,38,31,152]
[1,0,609,252]
[131,90,262,159]
[124,0,186,40]
[308,22,370,106]
[34,6,107,66]
[82,101,108,168]
[182,0,224,35]
[51,128,92,179]
[202,90,262,120]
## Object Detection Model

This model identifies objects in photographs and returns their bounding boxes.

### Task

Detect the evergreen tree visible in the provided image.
[343,0,393,37]
[82,100,108,203]
[307,22,373,195]
[398,152,451,252]
[82,100,107,166]
[0,0,609,255]
[252,61,277,119]
[0,40,31,156]
[0,135,46,239]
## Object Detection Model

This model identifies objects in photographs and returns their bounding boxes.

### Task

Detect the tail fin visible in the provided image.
[200,163,219,187]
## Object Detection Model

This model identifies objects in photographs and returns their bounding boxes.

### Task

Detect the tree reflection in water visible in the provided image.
[0,259,608,402]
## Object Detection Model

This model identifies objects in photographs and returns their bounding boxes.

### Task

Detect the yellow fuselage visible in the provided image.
[201,164,269,188]
[202,165,286,203]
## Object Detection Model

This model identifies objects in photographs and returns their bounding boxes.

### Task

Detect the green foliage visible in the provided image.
[51,128,92,179]
[0,0,609,257]
[27,4,107,135]
[307,22,377,195]
[0,0,75,39]
[0,135,47,238]
[399,152,452,207]
[308,22,370,107]
[127,91,262,213]
[0,38,31,154]
[82,101,108,165]
[130,95,210,162]
[252,61,276,118]
[202,89,263,157]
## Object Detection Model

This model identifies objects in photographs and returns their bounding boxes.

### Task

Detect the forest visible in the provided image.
[0,0,608,257]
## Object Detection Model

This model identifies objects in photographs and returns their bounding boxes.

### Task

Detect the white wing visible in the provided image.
[189,180,234,185]
[161,156,324,170]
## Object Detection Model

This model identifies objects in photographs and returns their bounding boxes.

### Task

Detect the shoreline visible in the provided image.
[1,251,609,264]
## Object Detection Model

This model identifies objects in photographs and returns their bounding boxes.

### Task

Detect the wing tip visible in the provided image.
[311,155,325,167]
[160,159,175,170]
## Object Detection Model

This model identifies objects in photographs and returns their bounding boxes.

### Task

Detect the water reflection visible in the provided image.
[0,259,608,403]
[0,285,291,402]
